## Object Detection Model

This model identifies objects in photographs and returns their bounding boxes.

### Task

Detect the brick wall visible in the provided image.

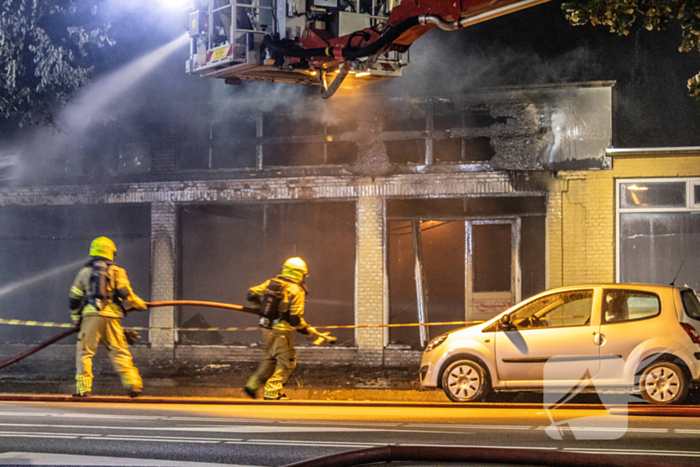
[150,202,177,348]
[547,151,700,287]
[355,193,385,364]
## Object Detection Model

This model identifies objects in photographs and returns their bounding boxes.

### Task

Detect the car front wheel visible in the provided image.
[639,361,689,405]
[441,359,491,403]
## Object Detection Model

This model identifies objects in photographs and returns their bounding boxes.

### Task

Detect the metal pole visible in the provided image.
[412,220,429,347]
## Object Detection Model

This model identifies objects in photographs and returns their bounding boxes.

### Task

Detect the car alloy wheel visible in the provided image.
[442,359,490,403]
[639,361,689,405]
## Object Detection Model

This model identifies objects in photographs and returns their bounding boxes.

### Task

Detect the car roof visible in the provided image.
[539,283,678,294]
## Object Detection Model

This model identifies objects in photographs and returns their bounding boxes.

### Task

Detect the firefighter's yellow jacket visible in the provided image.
[69,260,147,323]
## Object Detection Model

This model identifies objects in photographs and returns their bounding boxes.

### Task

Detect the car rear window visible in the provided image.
[681,289,700,320]
[602,290,660,323]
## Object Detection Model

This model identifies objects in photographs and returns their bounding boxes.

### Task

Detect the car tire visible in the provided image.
[639,361,689,405]
[441,359,491,403]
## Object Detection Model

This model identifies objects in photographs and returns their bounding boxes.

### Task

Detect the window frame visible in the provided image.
[600,289,661,325]
[615,178,700,282]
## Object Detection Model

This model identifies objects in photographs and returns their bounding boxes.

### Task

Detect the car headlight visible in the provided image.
[425,334,448,353]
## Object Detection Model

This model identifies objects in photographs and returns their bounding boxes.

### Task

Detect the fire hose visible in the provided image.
[0,300,336,370]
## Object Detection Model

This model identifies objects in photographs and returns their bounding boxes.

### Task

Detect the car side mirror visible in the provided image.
[498,314,513,331]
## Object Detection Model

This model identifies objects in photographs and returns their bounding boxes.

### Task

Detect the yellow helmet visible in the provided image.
[90,237,116,261]
[281,257,308,281]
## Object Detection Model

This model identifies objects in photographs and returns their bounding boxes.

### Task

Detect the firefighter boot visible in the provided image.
[75,375,93,397]
[264,393,290,401]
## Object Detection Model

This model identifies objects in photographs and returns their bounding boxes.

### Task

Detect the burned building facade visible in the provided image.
[3,81,697,369]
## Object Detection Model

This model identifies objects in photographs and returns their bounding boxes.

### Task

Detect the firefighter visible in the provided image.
[69,237,148,398]
[244,257,335,400]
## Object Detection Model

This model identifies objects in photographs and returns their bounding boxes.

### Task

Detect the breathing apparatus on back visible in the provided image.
[258,257,308,328]
[87,237,117,312]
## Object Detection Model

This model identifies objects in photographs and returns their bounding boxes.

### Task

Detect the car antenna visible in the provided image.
[670,260,686,286]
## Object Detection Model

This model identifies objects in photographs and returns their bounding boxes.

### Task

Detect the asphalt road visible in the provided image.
[0,400,699,466]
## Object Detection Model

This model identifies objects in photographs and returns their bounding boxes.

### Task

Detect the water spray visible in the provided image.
[0,258,88,299]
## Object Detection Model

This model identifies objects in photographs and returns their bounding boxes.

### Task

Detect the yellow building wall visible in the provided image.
[547,152,700,288]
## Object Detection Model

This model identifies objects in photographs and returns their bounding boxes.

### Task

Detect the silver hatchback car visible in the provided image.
[420,284,700,405]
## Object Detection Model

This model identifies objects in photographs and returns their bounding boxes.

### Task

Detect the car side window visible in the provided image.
[602,290,660,324]
[508,290,593,330]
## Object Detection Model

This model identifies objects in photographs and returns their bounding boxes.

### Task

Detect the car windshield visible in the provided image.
[681,289,700,320]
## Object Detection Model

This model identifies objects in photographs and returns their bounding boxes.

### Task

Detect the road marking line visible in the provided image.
[0,423,380,434]
[224,441,375,448]
[564,448,700,455]
[0,430,95,437]
[535,426,667,433]
[409,424,531,430]
[0,433,78,439]
[245,439,387,446]
[564,449,700,458]
[675,429,700,434]
[0,451,255,467]
[104,434,244,442]
[83,437,220,444]
[399,443,558,450]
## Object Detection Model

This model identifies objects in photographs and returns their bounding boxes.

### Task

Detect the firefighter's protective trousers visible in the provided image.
[246,329,297,399]
[76,315,142,394]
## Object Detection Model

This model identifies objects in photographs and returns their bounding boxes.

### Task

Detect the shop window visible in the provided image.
[0,205,151,344]
[388,220,465,348]
[620,182,686,209]
[619,212,700,291]
[693,183,700,207]
[180,202,356,346]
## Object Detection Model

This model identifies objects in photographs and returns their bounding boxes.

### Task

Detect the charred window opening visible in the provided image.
[464,137,495,162]
[433,138,462,163]
[180,202,356,346]
[383,105,427,132]
[386,140,425,165]
[176,120,211,170]
[0,205,151,344]
[327,141,358,165]
[263,143,325,167]
[327,118,359,135]
[433,109,462,131]
[465,108,500,128]
[211,118,257,169]
[264,115,324,137]
[429,137,494,164]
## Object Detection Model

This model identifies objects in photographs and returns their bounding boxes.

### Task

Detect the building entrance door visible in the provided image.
[466,219,521,322]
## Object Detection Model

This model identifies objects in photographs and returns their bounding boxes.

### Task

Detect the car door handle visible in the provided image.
[593,333,606,346]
